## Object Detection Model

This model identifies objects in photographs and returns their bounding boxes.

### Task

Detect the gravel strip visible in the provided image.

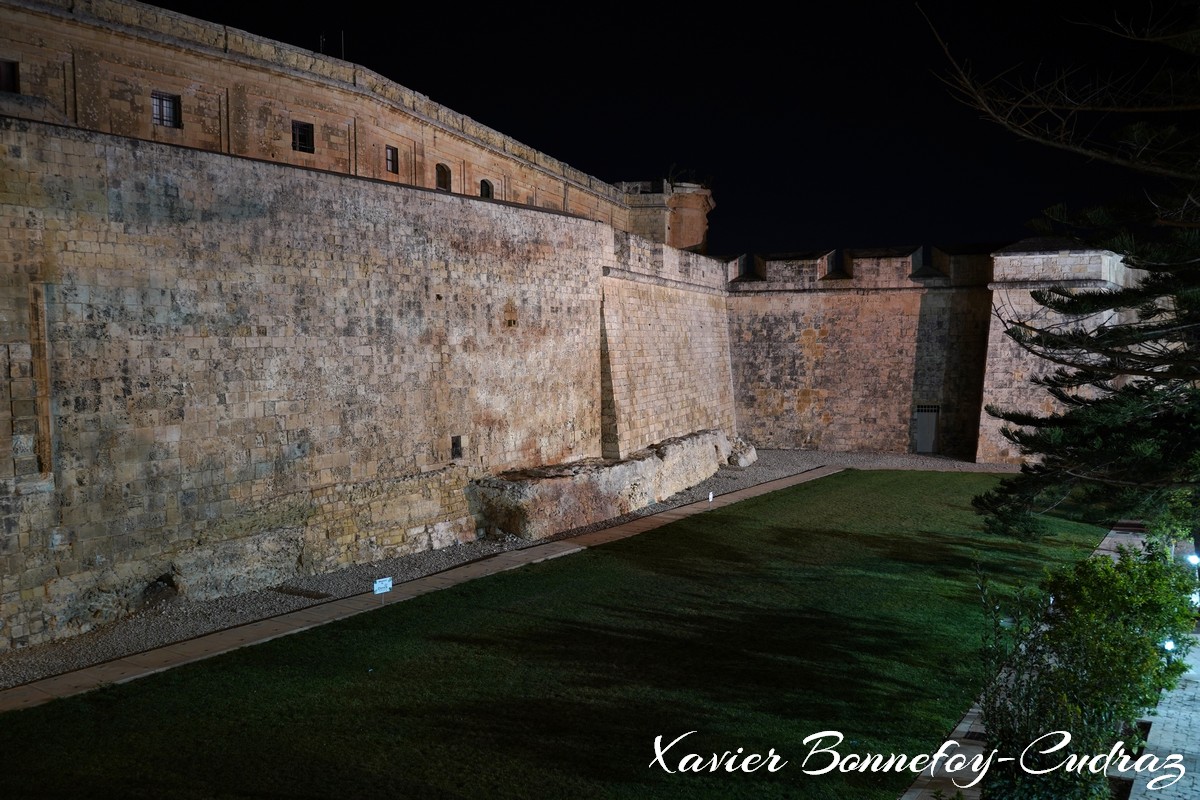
[0,450,1015,690]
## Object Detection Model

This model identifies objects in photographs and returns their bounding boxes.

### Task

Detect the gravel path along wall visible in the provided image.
[0,451,1015,690]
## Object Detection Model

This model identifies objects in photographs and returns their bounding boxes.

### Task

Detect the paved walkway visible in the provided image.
[0,465,845,713]
[901,531,1200,800]
[1130,635,1200,799]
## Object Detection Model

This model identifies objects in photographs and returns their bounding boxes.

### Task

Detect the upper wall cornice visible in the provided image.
[3,0,626,204]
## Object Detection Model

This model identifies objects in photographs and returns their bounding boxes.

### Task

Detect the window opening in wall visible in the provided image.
[292,121,315,153]
[151,91,182,128]
[435,163,451,191]
[385,145,399,174]
[450,435,463,460]
[480,179,494,199]
[0,60,19,94]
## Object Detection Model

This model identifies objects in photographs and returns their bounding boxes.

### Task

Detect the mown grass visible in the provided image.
[0,470,1105,799]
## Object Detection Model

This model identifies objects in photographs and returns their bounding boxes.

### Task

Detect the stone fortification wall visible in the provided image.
[748,251,829,290]
[728,249,992,456]
[0,270,58,646]
[606,231,729,291]
[910,288,994,459]
[976,244,1138,464]
[0,0,631,228]
[617,182,715,253]
[599,235,736,458]
[0,117,613,649]
[728,290,922,451]
[0,0,1129,653]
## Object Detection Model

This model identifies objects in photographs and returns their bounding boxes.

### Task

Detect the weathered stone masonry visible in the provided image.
[976,243,1140,464]
[0,114,740,649]
[601,232,736,459]
[0,0,708,250]
[727,248,993,459]
[0,0,1136,650]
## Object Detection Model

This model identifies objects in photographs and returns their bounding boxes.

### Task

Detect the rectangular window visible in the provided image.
[292,121,315,153]
[151,91,181,128]
[0,60,18,94]
[385,145,399,174]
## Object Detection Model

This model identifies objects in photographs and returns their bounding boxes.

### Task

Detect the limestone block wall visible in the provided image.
[0,116,609,649]
[0,0,633,232]
[836,248,932,288]
[609,231,729,291]
[600,272,736,459]
[0,273,56,646]
[728,250,992,456]
[728,291,922,451]
[469,430,732,540]
[976,246,1138,464]
[750,252,827,290]
[909,288,994,459]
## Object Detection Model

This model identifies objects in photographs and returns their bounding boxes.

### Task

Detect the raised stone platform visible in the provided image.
[467,429,732,539]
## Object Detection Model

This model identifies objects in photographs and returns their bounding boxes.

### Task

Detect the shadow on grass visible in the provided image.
[428,602,929,719]
[0,470,1104,800]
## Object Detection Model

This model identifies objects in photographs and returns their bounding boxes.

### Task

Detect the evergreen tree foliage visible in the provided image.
[978,549,1195,800]
[931,2,1200,539]
[934,6,1200,796]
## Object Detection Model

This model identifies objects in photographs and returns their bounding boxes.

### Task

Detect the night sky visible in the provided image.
[142,0,1147,256]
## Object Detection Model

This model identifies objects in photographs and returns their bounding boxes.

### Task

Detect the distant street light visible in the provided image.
[1188,554,1200,608]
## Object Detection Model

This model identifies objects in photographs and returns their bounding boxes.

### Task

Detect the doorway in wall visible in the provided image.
[915,404,940,454]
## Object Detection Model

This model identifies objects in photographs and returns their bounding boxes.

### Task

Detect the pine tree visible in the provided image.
[931,1,1200,542]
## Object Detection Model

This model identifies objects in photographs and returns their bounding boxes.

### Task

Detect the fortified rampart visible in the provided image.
[0,0,1134,651]
[0,113,735,648]
[0,0,711,251]
[727,247,993,458]
[975,242,1141,464]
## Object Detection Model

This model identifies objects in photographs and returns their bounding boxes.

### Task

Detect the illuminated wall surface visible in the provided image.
[0,0,1137,649]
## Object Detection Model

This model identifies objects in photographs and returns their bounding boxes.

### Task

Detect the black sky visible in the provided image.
[142,0,1146,255]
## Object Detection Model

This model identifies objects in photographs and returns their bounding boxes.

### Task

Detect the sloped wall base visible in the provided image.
[468,430,732,540]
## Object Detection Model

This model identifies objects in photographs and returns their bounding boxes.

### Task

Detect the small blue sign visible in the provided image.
[373,577,393,595]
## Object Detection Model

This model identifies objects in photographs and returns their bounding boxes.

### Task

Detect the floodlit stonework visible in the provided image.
[0,0,1136,649]
[976,242,1141,464]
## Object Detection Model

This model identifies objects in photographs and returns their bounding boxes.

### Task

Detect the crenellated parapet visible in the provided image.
[725,245,996,456]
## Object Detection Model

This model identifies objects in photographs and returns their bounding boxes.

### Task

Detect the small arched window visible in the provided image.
[435,163,451,191]
[480,179,494,199]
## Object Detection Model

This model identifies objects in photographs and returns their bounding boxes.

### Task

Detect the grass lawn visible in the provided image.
[0,470,1105,799]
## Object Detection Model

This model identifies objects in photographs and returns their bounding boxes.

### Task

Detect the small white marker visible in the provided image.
[708,492,713,503]
[374,576,393,605]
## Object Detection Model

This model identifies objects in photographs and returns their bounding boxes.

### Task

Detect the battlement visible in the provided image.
[729,245,995,292]
[991,238,1137,289]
